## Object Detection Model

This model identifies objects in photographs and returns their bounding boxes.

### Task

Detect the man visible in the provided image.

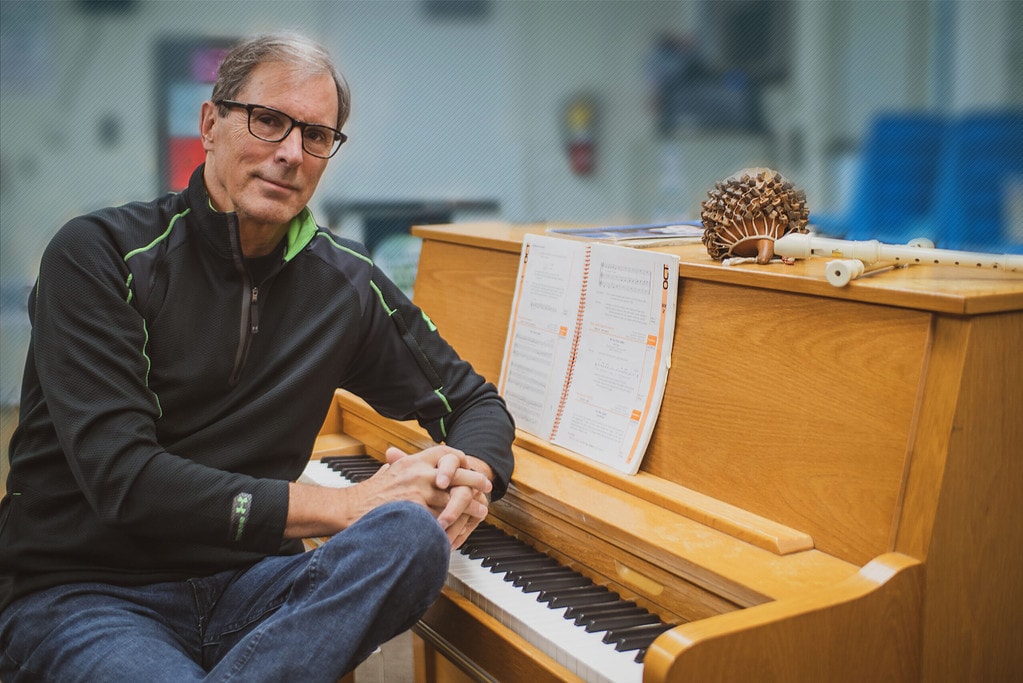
[0,32,515,682]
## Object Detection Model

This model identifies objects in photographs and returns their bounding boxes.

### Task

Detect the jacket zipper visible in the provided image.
[227,215,256,387]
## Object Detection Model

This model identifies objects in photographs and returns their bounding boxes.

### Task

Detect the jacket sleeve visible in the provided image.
[339,260,515,500]
[28,217,288,552]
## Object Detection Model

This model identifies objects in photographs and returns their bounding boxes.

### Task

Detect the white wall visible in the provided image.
[1,0,1021,405]
[950,0,1015,110]
[325,1,515,205]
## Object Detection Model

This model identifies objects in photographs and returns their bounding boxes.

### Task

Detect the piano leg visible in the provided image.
[413,592,577,682]
[414,632,481,683]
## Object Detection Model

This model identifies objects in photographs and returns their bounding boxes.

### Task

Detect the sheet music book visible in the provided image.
[545,221,704,248]
[498,234,680,474]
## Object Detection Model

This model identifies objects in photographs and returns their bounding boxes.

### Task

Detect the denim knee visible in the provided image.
[320,500,450,595]
[366,500,450,587]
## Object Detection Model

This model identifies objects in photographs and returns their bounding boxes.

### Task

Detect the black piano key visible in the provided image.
[344,460,383,469]
[602,620,670,644]
[462,541,524,558]
[461,530,507,546]
[463,529,518,542]
[564,599,639,621]
[467,537,529,550]
[460,541,522,557]
[480,548,538,567]
[509,566,577,587]
[502,560,563,577]
[606,622,676,652]
[546,588,623,610]
[575,605,649,628]
[533,582,594,601]
[321,455,377,467]
[466,523,539,552]
[468,544,531,561]
[321,456,383,482]
[342,470,379,482]
[536,584,608,604]
[584,612,661,633]
[322,455,377,466]
[468,535,531,548]
[461,535,523,550]
[462,532,523,545]
[566,598,638,616]
[465,525,506,540]
[330,458,378,468]
[520,574,589,594]
[342,465,379,474]
[521,571,588,588]
[487,555,559,574]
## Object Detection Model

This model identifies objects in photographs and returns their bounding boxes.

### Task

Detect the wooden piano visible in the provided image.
[310,222,1023,682]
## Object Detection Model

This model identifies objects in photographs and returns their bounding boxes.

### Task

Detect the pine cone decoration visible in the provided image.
[701,168,810,263]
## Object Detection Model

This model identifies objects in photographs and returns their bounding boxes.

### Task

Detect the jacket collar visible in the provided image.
[182,164,319,262]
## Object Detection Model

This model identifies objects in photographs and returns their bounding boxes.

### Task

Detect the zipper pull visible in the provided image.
[250,286,260,334]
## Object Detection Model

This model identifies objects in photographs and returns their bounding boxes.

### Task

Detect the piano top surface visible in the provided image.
[411,222,1023,316]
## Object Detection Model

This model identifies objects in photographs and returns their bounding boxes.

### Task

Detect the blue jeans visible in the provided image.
[0,501,449,682]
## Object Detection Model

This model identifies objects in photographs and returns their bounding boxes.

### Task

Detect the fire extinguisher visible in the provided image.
[563,95,597,176]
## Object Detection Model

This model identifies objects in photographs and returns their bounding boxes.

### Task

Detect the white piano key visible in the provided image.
[446,549,643,683]
[299,459,356,488]
[301,458,645,683]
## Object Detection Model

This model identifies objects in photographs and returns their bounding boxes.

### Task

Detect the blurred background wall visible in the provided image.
[1,0,1021,454]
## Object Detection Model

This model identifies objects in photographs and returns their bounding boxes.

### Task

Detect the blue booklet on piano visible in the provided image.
[545,221,704,248]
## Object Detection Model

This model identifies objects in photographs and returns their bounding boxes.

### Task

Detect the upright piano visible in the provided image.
[309,222,1023,682]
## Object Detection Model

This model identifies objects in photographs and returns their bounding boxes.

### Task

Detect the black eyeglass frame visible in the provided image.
[215,99,348,159]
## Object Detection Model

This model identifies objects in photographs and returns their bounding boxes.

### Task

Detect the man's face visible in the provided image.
[200,61,339,231]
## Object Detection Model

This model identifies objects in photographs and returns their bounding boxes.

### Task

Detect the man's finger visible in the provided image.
[385,446,408,464]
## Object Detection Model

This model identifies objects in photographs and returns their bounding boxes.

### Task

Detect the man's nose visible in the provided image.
[277,126,306,162]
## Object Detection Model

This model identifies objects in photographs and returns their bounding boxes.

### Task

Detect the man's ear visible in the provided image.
[199,101,217,151]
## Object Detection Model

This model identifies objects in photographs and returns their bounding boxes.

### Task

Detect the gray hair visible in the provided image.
[212,32,351,129]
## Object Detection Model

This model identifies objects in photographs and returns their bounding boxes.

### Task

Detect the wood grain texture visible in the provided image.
[644,553,923,682]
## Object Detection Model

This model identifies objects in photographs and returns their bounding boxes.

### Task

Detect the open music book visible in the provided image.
[498,234,679,474]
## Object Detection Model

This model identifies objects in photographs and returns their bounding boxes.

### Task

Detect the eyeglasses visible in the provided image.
[215,100,347,159]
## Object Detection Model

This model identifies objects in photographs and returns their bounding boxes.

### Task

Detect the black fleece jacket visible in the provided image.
[0,165,514,609]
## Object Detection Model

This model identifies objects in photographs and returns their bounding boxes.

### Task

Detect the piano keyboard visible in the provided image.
[301,456,674,683]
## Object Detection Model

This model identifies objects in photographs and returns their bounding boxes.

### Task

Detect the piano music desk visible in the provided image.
[311,222,1022,682]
